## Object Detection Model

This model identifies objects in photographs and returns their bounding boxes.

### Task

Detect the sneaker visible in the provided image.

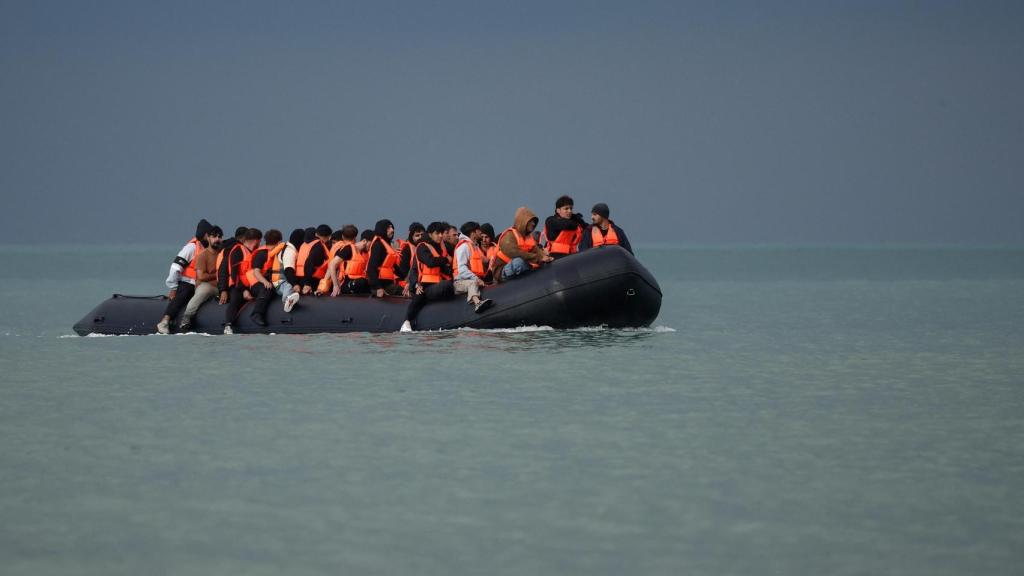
[178,319,192,333]
[400,320,413,332]
[251,313,268,327]
[284,292,300,313]
[474,298,494,313]
[156,319,170,335]
[223,324,234,335]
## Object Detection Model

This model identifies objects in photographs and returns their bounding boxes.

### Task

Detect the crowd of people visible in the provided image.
[156,196,632,334]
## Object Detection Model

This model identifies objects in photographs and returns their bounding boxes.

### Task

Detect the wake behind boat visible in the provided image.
[73,246,661,335]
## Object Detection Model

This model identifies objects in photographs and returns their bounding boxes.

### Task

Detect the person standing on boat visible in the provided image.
[366,219,403,298]
[157,218,213,334]
[578,203,633,255]
[400,222,456,332]
[543,195,588,260]
[453,221,495,313]
[177,225,223,332]
[491,207,552,282]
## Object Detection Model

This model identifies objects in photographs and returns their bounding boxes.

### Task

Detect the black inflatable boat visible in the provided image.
[73,246,661,335]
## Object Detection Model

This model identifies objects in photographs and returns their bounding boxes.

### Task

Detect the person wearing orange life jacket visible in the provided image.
[157,218,214,334]
[577,202,633,255]
[178,226,224,332]
[275,228,304,313]
[491,207,553,282]
[296,224,333,295]
[331,229,374,296]
[239,229,285,327]
[396,222,424,292]
[223,227,262,335]
[317,228,350,296]
[543,195,588,260]
[399,222,457,332]
[366,219,404,298]
[217,226,248,305]
[453,221,495,313]
[479,222,498,283]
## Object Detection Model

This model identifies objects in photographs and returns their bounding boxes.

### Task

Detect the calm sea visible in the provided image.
[2,245,1023,575]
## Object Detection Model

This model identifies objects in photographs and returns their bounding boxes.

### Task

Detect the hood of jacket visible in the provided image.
[373,219,394,239]
[512,207,538,236]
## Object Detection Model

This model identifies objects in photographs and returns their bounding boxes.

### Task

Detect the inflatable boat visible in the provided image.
[73,246,661,335]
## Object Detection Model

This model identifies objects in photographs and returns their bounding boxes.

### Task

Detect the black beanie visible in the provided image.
[480,223,496,239]
[195,219,213,239]
[591,203,610,219]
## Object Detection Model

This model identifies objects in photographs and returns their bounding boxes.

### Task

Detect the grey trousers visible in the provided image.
[453,279,481,303]
[181,282,218,321]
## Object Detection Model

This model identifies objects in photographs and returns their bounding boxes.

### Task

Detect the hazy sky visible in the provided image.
[2,0,1022,244]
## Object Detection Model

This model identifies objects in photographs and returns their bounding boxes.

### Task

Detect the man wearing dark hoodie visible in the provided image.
[366,219,403,298]
[157,218,214,334]
[543,195,588,259]
[491,207,552,282]
[577,203,633,255]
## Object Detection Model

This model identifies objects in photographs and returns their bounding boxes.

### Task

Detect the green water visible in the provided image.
[1,245,1023,575]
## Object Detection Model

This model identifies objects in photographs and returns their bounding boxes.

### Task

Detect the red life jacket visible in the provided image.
[454,239,486,278]
[591,224,620,247]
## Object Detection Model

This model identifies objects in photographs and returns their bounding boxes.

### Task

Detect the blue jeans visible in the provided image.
[276,280,295,302]
[501,257,530,280]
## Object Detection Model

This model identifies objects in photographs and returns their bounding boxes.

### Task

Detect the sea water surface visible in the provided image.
[1,245,1023,575]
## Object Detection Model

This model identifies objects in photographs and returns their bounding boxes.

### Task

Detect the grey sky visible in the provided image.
[2,0,1022,244]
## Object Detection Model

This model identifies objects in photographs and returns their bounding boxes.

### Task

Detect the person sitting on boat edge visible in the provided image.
[400,222,457,332]
[223,227,262,335]
[157,218,213,334]
[277,228,304,313]
[366,219,403,298]
[478,222,498,283]
[454,221,495,313]
[217,226,248,306]
[396,222,424,292]
[317,228,351,296]
[177,225,223,332]
[491,207,552,282]
[543,195,587,260]
[240,228,285,327]
[578,203,633,255]
[296,224,332,295]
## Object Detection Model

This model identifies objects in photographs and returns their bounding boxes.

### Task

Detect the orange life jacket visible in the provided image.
[547,225,583,255]
[296,239,329,279]
[226,243,252,288]
[417,243,444,285]
[370,236,399,281]
[181,238,203,280]
[396,242,414,287]
[495,228,540,269]
[242,243,286,288]
[591,224,620,247]
[315,241,353,293]
[454,239,486,278]
[483,244,497,266]
[344,246,369,280]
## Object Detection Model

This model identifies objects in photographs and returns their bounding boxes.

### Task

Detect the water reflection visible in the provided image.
[335,327,670,354]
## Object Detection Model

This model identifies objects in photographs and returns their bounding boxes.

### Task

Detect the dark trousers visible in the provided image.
[405,281,454,323]
[163,281,195,320]
[224,285,247,327]
[249,284,274,319]
[341,278,370,294]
